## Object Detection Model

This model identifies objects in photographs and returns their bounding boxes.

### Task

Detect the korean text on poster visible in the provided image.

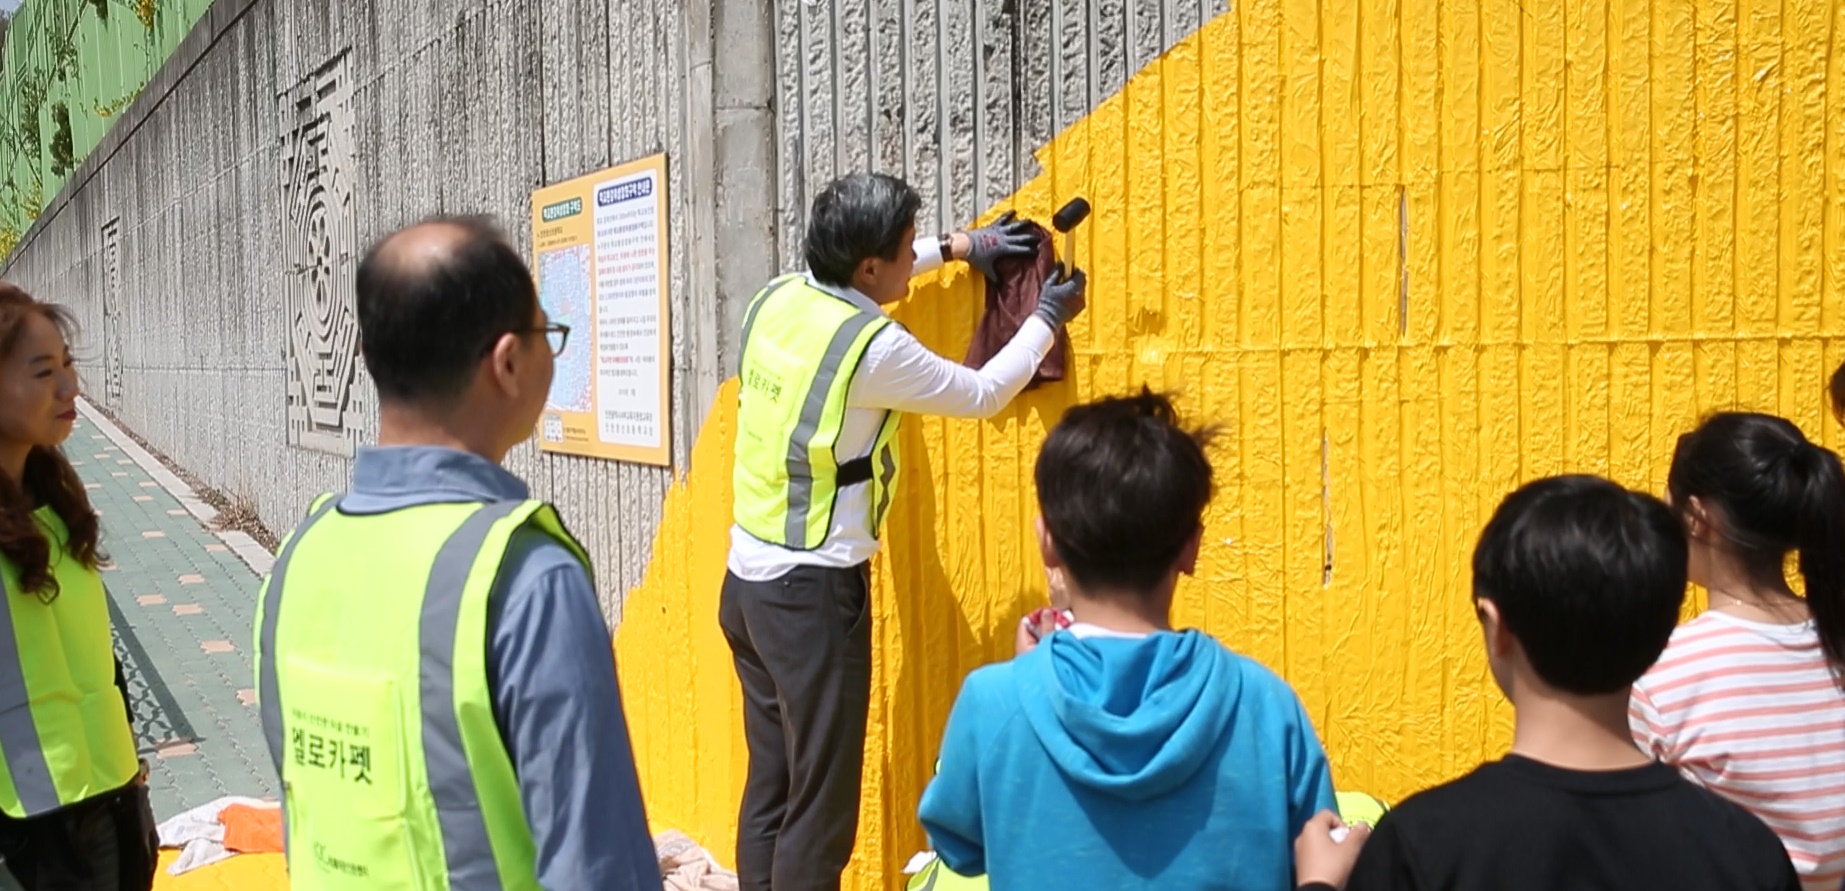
[528,154,671,466]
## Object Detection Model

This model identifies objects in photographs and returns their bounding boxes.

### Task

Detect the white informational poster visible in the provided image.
[591,169,664,451]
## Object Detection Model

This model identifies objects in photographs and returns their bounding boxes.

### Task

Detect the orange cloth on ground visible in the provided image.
[218,803,284,854]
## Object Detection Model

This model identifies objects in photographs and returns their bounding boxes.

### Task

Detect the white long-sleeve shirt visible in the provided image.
[726,236,1056,581]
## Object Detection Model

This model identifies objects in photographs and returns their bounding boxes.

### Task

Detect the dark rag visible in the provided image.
[964,219,1068,387]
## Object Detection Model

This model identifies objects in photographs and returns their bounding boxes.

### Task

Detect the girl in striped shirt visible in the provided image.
[1631,412,1845,891]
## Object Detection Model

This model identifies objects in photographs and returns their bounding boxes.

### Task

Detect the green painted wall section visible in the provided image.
[0,0,211,255]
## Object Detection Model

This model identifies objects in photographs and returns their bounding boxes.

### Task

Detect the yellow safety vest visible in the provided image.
[1335,790,1389,827]
[733,275,903,550]
[255,496,589,890]
[0,506,139,819]
[906,857,987,891]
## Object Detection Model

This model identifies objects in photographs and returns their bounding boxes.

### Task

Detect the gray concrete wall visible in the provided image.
[770,0,1227,265]
[0,0,1214,622]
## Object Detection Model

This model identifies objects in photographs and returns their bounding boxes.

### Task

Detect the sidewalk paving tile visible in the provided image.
[74,414,280,819]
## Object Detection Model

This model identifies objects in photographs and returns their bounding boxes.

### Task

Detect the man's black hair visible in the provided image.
[355,215,536,406]
[1035,387,1217,595]
[804,173,923,288]
[1472,474,1688,696]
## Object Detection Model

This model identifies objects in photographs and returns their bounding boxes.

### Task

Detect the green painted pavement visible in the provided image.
[69,414,278,819]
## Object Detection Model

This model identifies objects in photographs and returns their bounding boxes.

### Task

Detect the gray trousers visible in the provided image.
[718,563,872,891]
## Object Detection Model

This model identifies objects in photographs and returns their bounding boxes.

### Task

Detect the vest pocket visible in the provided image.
[278,659,419,888]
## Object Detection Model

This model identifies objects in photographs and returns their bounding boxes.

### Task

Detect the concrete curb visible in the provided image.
[76,397,277,577]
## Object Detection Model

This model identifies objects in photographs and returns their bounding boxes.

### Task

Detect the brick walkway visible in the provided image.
[73,402,280,820]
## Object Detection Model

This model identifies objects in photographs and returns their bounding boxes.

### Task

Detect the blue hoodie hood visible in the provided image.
[1013,629,1242,802]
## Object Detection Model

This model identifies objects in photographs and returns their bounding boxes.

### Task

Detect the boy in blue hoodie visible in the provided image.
[918,388,1341,890]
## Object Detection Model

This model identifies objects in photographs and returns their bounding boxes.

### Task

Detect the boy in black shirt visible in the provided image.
[1326,475,1800,891]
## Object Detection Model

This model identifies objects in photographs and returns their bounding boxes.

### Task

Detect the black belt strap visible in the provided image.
[836,456,873,486]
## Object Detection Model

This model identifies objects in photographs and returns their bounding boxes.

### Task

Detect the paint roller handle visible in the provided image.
[1052,197,1091,266]
[1032,263,1088,329]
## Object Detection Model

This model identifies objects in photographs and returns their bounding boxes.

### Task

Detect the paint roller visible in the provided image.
[1052,197,1091,268]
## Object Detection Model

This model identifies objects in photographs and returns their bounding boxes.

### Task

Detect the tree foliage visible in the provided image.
[0,0,167,257]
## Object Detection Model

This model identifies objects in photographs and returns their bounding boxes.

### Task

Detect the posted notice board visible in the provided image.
[530,153,671,466]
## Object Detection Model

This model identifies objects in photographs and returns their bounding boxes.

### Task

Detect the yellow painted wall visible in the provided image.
[617,2,1845,887]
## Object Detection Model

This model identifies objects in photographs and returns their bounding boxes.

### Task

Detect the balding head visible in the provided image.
[364,219,479,279]
[356,215,537,407]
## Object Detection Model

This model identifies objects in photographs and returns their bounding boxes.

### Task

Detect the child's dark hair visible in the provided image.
[1473,475,1688,695]
[1669,412,1845,669]
[1035,387,1217,594]
[1831,360,1844,424]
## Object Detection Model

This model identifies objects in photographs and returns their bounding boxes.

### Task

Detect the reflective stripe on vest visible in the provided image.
[257,497,583,890]
[421,501,526,889]
[735,275,797,373]
[783,311,887,545]
[0,586,58,816]
[0,507,139,818]
[734,276,902,549]
[872,415,900,531]
[256,493,340,776]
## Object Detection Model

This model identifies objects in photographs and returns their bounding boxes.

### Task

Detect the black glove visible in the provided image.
[1032,264,1087,328]
[962,210,1041,281]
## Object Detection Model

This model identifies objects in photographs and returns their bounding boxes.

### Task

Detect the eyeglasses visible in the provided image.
[515,323,571,356]
[477,322,571,357]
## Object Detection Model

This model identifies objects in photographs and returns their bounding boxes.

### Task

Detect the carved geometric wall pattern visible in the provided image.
[279,49,366,456]
[99,217,124,408]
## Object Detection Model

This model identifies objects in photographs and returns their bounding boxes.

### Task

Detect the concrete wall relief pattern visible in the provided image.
[100,216,124,409]
[280,49,365,457]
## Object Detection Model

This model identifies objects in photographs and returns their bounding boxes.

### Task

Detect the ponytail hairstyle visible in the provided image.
[0,284,100,601]
[1668,412,1845,670]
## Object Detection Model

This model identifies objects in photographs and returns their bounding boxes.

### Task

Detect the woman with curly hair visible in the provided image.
[0,283,153,890]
